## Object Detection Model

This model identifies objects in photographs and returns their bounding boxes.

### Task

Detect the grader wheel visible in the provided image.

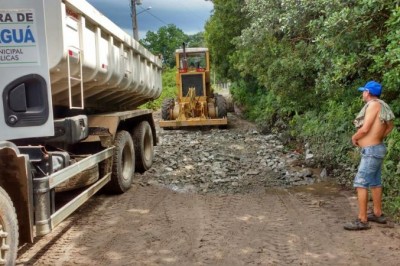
[161,98,175,120]
[215,94,227,118]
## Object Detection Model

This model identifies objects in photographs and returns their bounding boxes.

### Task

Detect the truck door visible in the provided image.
[0,0,54,141]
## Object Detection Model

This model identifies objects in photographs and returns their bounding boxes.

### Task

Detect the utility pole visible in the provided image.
[130,0,141,40]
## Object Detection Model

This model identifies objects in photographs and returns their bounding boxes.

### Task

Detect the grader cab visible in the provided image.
[159,46,228,128]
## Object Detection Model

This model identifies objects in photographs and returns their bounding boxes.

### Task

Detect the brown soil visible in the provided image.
[16,113,400,266]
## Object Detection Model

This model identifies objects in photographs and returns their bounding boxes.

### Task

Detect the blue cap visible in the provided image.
[358,81,382,96]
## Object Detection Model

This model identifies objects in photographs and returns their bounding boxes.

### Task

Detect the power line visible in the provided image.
[138,6,169,26]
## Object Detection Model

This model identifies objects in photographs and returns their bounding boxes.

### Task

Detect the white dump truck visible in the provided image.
[0,0,162,264]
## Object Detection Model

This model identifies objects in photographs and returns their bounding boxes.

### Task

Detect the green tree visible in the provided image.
[227,0,323,121]
[187,32,206,48]
[205,0,249,80]
[141,24,189,68]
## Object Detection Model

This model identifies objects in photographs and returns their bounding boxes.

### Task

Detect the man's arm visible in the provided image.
[352,101,380,146]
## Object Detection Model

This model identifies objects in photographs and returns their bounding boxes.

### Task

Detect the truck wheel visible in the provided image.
[107,130,135,194]
[133,121,154,173]
[215,95,227,118]
[0,187,18,266]
[161,98,174,120]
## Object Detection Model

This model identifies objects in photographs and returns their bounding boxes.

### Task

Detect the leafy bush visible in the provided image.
[207,0,400,219]
[140,67,177,110]
[290,98,361,165]
[383,129,400,220]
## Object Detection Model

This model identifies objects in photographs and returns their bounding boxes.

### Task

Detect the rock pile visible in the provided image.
[138,126,323,193]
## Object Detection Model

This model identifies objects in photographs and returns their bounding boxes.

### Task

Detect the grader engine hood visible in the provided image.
[0,0,54,140]
[181,73,206,97]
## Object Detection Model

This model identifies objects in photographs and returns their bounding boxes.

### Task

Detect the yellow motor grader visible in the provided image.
[159,45,228,128]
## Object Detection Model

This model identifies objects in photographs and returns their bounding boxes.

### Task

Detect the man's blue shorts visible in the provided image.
[354,143,386,188]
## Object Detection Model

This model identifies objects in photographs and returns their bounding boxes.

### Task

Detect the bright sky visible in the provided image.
[87,0,214,39]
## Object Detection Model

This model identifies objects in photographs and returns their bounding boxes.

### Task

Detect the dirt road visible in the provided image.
[17,113,400,265]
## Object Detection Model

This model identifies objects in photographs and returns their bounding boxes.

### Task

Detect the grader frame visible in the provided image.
[159,46,228,128]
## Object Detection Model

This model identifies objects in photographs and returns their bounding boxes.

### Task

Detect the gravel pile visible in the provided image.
[138,127,324,193]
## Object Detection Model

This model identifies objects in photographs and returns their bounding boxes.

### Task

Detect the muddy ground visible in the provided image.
[17,112,400,266]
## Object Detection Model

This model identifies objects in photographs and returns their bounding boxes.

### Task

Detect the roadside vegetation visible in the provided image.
[141,68,176,110]
[205,0,400,220]
[139,1,400,220]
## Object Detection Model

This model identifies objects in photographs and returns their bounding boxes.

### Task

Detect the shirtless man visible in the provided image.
[344,81,394,230]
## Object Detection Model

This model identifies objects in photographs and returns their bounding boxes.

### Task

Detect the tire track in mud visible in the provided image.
[17,183,400,266]
[149,192,207,265]
[292,187,400,266]
[82,186,172,265]
[194,194,236,264]
[199,189,308,265]
[245,190,306,265]
[272,189,341,265]
[16,201,79,264]
[132,187,217,265]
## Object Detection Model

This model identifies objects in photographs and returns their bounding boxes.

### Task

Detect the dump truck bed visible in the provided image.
[46,0,162,111]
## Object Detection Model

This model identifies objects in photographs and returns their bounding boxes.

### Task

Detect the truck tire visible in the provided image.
[161,98,174,120]
[106,130,135,194]
[0,187,18,266]
[132,121,154,173]
[215,94,227,118]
